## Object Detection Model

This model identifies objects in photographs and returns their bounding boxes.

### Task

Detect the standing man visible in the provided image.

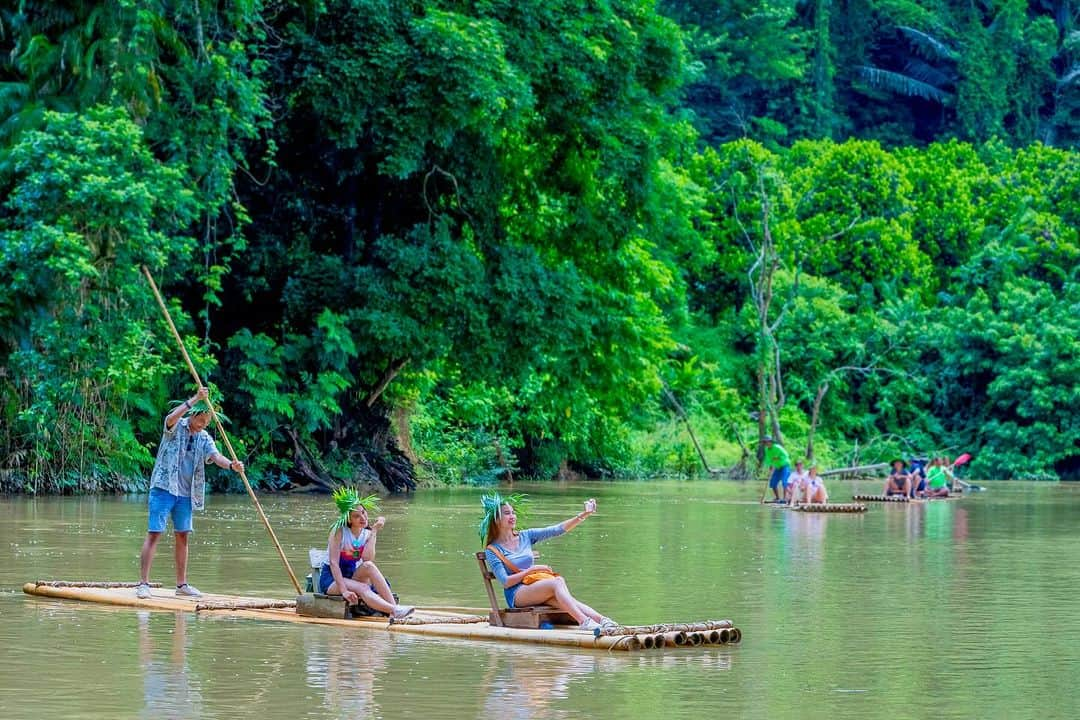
[762,435,792,503]
[136,386,244,599]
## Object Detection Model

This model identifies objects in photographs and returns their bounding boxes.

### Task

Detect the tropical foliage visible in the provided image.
[0,0,1078,493]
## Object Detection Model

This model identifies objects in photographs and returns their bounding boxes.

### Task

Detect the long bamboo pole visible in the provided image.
[141,266,302,594]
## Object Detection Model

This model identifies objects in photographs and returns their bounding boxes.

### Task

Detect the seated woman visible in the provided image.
[921,458,950,498]
[884,459,911,496]
[480,492,614,632]
[803,464,828,504]
[786,460,809,504]
[319,487,414,619]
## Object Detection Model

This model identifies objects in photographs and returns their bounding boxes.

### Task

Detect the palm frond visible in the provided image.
[1060,64,1080,87]
[902,59,954,88]
[856,65,952,103]
[897,26,957,62]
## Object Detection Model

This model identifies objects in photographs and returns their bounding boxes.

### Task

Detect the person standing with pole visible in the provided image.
[136,386,244,599]
[141,265,302,596]
[761,435,792,503]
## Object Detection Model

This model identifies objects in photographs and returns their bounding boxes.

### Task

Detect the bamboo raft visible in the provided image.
[22,582,740,653]
[853,491,964,503]
[789,503,867,513]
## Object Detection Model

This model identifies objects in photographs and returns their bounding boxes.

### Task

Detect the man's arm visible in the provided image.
[208,452,244,474]
[165,386,209,431]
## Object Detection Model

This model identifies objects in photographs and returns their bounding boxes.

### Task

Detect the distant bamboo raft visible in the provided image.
[34,581,162,589]
[820,463,890,477]
[853,494,910,503]
[791,503,867,513]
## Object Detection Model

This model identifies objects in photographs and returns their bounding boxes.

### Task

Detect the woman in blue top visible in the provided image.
[481,493,614,632]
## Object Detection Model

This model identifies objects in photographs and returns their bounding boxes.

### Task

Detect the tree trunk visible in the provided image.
[806,381,829,461]
[662,385,721,475]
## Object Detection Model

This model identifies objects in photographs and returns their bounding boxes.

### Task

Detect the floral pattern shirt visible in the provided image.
[149,417,218,510]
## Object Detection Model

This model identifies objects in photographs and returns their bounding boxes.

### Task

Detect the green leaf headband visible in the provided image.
[332,486,380,530]
[171,399,230,424]
[477,492,528,543]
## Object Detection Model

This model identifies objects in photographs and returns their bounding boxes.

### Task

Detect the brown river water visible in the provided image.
[2,480,1079,719]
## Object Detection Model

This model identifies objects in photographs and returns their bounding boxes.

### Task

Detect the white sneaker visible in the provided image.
[135,583,152,600]
[391,605,415,619]
[579,618,601,632]
[599,617,619,630]
[175,583,202,598]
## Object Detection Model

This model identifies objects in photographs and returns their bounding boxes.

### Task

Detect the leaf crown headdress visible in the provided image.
[478,491,528,543]
[170,398,229,424]
[332,486,380,530]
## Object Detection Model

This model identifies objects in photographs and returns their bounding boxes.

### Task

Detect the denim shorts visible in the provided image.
[504,583,524,608]
[318,565,336,594]
[320,564,384,596]
[148,487,193,533]
[769,465,792,490]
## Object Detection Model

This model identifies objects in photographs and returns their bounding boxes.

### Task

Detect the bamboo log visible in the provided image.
[663,632,687,648]
[730,628,742,643]
[718,627,732,643]
[596,620,734,637]
[390,613,486,626]
[852,494,909,502]
[196,600,296,611]
[34,581,163,589]
[688,632,704,645]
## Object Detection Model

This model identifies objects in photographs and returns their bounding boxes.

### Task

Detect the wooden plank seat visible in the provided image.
[475,551,575,629]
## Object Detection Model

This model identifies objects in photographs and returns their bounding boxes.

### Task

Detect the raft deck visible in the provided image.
[789,502,868,513]
[852,493,964,503]
[22,581,739,653]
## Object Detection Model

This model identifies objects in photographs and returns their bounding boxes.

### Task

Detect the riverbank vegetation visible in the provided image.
[1,0,1077,493]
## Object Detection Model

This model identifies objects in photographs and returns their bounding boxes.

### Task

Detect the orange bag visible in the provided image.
[486,545,560,584]
[521,568,559,584]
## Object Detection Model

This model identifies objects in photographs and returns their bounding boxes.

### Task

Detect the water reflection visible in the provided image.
[137,611,203,719]
[4,485,1080,720]
[476,643,735,719]
[303,628,388,717]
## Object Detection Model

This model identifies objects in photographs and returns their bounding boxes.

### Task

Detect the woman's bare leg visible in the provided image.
[353,562,395,605]
[324,577,395,614]
[512,577,602,624]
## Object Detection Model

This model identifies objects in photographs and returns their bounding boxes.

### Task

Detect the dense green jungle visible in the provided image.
[0,0,1077,494]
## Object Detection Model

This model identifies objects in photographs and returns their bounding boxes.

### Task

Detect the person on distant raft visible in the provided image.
[319,487,414,619]
[136,387,244,600]
[921,458,951,498]
[802,464,829,504]
[762,435,792,503]
[941,456,958,492]
[884,459,911,497]
[481,492,615,632]
[908,457,929,498]
[786,460,810,505]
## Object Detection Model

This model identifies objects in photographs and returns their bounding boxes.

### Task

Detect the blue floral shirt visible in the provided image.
[149,417,218,510]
